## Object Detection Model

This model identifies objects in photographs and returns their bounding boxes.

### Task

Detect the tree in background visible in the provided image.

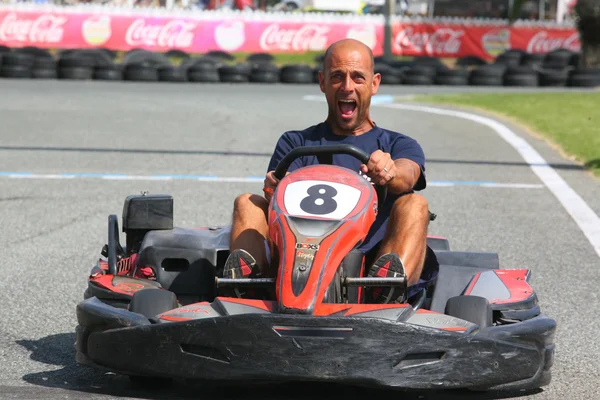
[573,0,600,67]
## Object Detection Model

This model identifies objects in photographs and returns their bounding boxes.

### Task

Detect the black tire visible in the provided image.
[94,66,123,81]
[280,64,313,84]
[188,69,220,83]
[33,57,56,70]
[445,295,492,328]
[1,52,35,67]
[219,64,250,83]
[124,63,159,82]
[165,49,189,60]
[14,46,52,59]
[470,75,503,86]
[405,65,437,78]
[246,52,275,64]
[520,53,545,68]
[250,70,279,83]
[206,50,235,61]
[60,49,113,68]
[129,288,178,319]
[495,50,523,67]
[58,54,96,69]
[456,56,487,67]
[568,72,600,88]
[403,74,433,85]
[545,49,574,68]
[504,73,538,87]
[435,75,469,86]
[158,65,187,82]
[58,67,94,80]
[123,49,171,68]
[1,64,31,78]
[31,68,57,79]
[471,64,506,77]
[539,68,569,87]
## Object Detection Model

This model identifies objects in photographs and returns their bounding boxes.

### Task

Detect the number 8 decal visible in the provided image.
[283,180,362,220]
[300,184,338,215]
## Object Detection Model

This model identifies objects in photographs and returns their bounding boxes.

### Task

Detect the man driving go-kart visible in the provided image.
[223,39,437,304]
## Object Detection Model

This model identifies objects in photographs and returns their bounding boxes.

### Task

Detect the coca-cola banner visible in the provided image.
[0,8,580,59]
[392,23,580,60]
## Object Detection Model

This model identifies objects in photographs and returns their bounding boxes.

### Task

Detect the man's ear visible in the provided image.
[372,72,381,95]
[319,70,326,93]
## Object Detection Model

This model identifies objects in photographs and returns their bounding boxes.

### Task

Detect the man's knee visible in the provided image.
[233,193,269,214]
[391,193,429,218]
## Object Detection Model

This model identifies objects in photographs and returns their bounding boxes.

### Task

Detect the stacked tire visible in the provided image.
[0,45,599,88]
[0,47,57,79]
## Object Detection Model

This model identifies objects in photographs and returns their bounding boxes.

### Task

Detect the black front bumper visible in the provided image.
[75,297,555,391]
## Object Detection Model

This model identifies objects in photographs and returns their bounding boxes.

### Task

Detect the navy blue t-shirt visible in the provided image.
[267,122,427,254]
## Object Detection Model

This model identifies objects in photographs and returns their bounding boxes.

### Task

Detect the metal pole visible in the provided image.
[539,0,545,20]
[429,0,435,17]
[384,0,395,62]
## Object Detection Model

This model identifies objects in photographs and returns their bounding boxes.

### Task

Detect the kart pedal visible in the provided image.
[222,249,266,299]
[366,253,408,304]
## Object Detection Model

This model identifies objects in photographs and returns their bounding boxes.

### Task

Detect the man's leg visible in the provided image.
[367,193,430,303]
[224,193,274,284]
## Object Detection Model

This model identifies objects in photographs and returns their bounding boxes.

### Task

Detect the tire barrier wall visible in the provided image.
[1,46,598,88]
[0,4,580,61]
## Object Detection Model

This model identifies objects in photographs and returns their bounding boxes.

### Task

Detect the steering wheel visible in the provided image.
[273,144,387,210]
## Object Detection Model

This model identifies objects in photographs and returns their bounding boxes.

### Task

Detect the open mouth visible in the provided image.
[338,99,357,119]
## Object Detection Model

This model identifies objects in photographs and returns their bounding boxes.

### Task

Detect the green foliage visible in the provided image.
[574,0,600,46]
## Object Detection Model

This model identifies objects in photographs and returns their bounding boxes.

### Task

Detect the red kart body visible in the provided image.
[268,164,376,313]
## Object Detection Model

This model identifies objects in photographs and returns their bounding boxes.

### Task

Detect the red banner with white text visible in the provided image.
[0,8,580,60]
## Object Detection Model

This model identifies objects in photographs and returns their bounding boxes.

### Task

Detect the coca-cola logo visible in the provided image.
[0,12,66,44]
[259,23,330,52]
[125,18,196,49]
[526,31,580,53]
[393,26,464,56]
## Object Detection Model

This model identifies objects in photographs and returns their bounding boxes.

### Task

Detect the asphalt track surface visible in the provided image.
[1,80,599,400]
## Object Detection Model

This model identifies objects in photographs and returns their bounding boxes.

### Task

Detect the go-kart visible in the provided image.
[75,145,556,391]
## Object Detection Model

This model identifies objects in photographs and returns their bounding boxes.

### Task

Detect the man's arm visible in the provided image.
[388,158,422,194]
[361,150,423,195]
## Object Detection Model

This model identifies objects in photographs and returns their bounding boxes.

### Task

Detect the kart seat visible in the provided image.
[136,227,229,301]
[429,251,499,313]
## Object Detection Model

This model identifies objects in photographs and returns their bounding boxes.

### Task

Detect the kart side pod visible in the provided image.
[122,193,174,255]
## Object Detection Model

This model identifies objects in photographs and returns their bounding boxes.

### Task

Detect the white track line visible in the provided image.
[378,102,600,259]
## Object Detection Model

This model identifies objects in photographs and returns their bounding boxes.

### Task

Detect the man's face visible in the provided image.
[319,48,381,134]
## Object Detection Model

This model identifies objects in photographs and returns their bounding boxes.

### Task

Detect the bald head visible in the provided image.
[318,38,381,137]
[322,39,375,75]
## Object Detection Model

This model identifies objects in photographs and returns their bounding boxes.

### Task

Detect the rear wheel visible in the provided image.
[445,295,493,328]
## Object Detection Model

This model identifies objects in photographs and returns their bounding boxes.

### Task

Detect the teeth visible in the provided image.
[339,100,356,103]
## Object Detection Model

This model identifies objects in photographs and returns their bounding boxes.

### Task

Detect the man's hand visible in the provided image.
[360,150,396,186]
[263,171,281,202]
[360,150,421,194]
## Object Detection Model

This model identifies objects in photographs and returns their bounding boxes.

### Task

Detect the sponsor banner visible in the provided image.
[0,8,580,59]
[0,9,384,55]
[392,23,580,60]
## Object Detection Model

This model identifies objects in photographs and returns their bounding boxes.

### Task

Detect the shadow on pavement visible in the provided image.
[0,146,272,158]
[17,333,544,400]
[584,159,600,170]
[0,145,594,175]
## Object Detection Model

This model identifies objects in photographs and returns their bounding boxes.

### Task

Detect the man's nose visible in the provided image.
[340,74,354,91]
